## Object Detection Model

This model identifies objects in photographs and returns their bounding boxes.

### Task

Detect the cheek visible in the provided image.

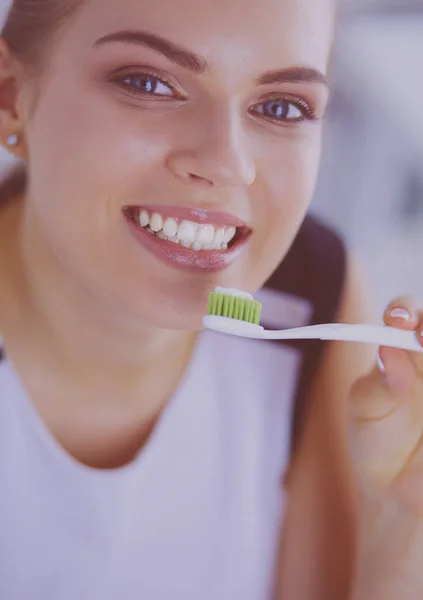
[246,132,322,283]
[25,81,172,225]
[256,132,322,237]
[22,82,180,302]
[262,133,322,207]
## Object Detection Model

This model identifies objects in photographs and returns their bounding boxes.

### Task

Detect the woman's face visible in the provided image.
[21,0,332,329]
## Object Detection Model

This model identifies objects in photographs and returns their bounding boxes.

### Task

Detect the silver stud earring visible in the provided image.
[6,134,18,147]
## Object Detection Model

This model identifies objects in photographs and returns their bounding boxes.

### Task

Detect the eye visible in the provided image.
[250,98,315,123]
[121,74,173,96]
[112,72,178,98]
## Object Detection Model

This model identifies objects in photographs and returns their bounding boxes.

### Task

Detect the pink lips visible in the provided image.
[123,206,251,273]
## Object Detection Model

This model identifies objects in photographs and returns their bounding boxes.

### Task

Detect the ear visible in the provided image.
[0,38,28,159]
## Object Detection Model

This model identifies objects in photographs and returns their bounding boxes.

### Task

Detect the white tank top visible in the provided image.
[0,298,304,600]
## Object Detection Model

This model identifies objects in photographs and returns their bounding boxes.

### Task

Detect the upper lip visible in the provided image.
[128,204,251,230]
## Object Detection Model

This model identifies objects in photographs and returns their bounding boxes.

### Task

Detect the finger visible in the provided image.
[413,313,423,374]
[378,346,416,395]
[349,350,420,486]
[384,296,420,330]
[350,349,415,421]
[384,297,423,373]
[392,438,423,518]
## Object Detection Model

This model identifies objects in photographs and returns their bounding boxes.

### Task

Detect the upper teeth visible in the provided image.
[137,210,237,250]
[150,213,163,232]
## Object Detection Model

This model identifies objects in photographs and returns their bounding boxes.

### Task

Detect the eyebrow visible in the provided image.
[94,30,207,74]
[94,30,328,89]
[257,67,329,89]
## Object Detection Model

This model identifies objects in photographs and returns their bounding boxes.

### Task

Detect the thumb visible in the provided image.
[349,346,421,487]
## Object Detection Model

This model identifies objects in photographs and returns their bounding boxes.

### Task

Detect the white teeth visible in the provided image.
[195,224,215,245]
[163,217,178,238]
[213,227,225,245]
[223,226,236,243]
[150,213,163,232]
[139,210,149,227]
[137,210,239,252]
[177,220,198,244]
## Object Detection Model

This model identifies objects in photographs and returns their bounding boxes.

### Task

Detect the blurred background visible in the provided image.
[0,0,421,313]
[313,0,423,312]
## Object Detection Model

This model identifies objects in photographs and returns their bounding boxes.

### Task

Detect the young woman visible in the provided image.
[0,1,422,598]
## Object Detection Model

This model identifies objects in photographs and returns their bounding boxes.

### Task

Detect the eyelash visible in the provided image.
[249,96,318,124]
[110,69,186,100]
[110,70,318,124]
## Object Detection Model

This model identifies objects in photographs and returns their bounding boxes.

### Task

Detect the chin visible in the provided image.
[130,290,210,332]
[119,267,256,332]
[150,311,205,332]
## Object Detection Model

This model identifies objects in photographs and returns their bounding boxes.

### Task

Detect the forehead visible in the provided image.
[67,0,333,75]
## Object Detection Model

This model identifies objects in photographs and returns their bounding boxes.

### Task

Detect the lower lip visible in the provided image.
[124,216,248,273]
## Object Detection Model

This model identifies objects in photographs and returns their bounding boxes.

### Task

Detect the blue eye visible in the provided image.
[251,98,311,122]
[118,74,175,97]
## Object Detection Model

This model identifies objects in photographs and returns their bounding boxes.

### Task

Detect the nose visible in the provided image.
[166,107,256,189]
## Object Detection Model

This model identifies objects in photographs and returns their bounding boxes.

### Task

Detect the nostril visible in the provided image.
[188,172,213,186]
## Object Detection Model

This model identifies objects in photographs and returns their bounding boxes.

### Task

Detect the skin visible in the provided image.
[18,0,331,330]
[286,292,423,600]
[324,297,423,600]
[0,0,333,465]
[349,298,423,600]
[2,0,422,598]
[277,254,376,599]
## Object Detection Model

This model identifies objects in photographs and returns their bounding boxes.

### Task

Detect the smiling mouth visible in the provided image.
[124,206,251,252]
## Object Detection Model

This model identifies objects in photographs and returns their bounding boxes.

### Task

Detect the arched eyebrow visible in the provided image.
[256,66,329,89]
[94,30,329,89]
[94,30,207,74]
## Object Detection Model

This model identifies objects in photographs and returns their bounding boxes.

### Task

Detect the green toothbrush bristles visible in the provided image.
[208,291,262,325]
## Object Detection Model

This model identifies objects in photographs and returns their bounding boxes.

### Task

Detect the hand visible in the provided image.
[349,297,423,599]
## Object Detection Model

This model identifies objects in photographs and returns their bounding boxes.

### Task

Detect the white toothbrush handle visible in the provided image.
[263,323,423,353]
[202,316,423,353]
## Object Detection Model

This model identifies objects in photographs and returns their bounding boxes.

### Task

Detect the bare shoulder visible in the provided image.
[274,251,376,600]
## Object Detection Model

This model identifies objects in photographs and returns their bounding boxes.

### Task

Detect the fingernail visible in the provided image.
[376,348,386,374]
[389,308,411,321]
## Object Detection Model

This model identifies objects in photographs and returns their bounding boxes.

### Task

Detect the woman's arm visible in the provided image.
[275,251,376,600]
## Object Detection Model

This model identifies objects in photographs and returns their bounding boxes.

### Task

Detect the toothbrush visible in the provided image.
[202,288,423,354]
